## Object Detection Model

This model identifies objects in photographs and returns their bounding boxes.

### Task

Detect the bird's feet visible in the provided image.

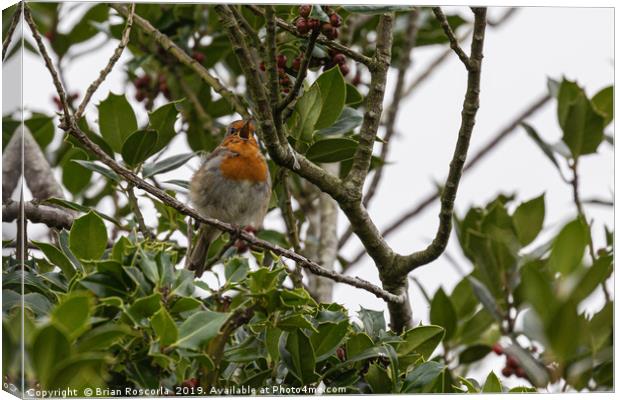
[234,225,257,253]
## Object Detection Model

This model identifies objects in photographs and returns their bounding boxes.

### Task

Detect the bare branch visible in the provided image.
[277,30,319,114]
[74,3,135,120]
[395,8,488,275]
[110,4,249,118]
[24,4,71,122]
[3,201,74,230]
[344,92,551,267]
[363,9,420,208]
[432,7,471,69]
[2,1,22,61]
[2,127,22,203]
[345,13,394,193]
[245,5,374,67]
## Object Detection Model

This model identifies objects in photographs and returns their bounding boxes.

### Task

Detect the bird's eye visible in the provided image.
[228,127,238,135]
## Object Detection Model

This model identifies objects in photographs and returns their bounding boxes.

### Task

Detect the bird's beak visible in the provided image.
[240,119,253,139]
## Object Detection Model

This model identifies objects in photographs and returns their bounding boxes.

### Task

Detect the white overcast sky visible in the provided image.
[2,1,615,389]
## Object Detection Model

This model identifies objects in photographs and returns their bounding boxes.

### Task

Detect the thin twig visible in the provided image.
[432,7,471,69]
[277,30,319,114]
[2,2,22,61]
[24,4,71,122]
[110,4,249,118]
[278,169,303,287]
[74,3,135,120]
[229,5,265,57]
[126,184,153,240]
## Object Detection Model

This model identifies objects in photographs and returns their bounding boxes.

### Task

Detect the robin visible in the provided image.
[188,119,271,276]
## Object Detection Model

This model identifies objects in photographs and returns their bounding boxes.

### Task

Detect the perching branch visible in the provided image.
[110,4,249,119]
[432,7,471,69]
[394,8,488,275]
[3,201,74,230]
[74,3,135,120]
[2,2,22,61]
[344,92,551,267]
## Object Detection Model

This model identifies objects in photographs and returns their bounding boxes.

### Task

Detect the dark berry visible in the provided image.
[336,347,346,361]
[492,343,503,355]
[501,367,513,377]
[330,13,342,27]
[352,70,361,86]
[321,22,333,36]
[515,368,526,378]
[44,31,55,41]
[530,345,538,353]
[192,51,205,63]
[296,18,310,34]
[299,5,311,18]
[182,378,199,388]
[333,53,346,65]
[135,91,146,102]
[282,88,290,93]
[325,27,339,40]
[506,356,519,369]
[259,62,266,71]
[292,57,302,71]
[308,18,320,31]
[338,63,350,76]
[52,97,62,111]
[276,54,287,68]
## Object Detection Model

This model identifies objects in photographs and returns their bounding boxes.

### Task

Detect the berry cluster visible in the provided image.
[259,54,293,93]
[493,343,537,379]
[295,5,342,40]
[133,74,171,104]
[325,50,349,76]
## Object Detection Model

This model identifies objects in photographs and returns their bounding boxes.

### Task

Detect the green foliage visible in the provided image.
[98,92,138,153]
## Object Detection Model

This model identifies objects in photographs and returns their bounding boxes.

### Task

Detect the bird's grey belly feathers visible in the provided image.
[190,153,271,229]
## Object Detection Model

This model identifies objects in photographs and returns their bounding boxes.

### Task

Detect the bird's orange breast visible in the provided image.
[219,140,268,183]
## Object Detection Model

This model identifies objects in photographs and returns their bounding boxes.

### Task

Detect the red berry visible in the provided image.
[308,19,320,31]
[330,13,342,27]
[259,62,266,71]
[282,88,290,94]
[292,57,302,71]
[501,367,513,377]
[515,368,526,378]
[182,378,199,388]
[352,70,361,86]
[327,27,339,40]
[296,18,309,34]
[506,356,519,369]
[338,63,350,76]
[299,5,311,18]
[321,22,333,36]
[52,97,62,111]
[276,54,287,68]
[333,53,346,65]
[192,51,205,63]
[135,91,145,102]
[44,31,55,41]
[336,347,346,361]
[492,343,503,355]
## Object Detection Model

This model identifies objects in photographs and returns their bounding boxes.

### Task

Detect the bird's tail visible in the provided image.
[187,224,220,277]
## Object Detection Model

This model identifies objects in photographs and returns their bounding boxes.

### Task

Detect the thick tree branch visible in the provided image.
[3,201,74,230]
[432,7,471,69]
[394,8,488,275]
[346,13,393,193]
[344,93,551,268]
[2,127,23,203]
[2,2,22,61]
[74,4,135,120]
[245,5,374,67]
[110,4,249,118]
